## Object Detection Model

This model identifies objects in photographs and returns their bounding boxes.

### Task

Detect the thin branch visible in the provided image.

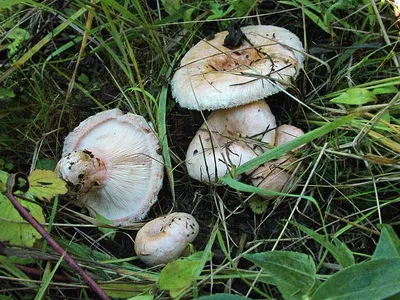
[4,176,110,300]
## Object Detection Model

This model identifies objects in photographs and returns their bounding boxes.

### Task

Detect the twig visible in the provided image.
[4,176,110,300]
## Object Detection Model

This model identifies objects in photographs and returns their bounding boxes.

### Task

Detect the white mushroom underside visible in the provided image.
[172,25,305,110]
[62,110,163,224]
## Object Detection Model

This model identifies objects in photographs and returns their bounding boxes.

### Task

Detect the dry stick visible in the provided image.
[3,189,110,300]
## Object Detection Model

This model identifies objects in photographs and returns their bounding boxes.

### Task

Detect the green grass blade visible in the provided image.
[223,113,358,177]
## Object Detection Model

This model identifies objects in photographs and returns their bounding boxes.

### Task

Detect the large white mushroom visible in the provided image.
[56,109,164,225]
[134,212,199,266]
[171,25,304,111]
[185,100,276,183]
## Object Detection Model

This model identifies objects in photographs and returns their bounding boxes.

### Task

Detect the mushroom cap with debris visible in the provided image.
[134,212,199,266]
[56,109,164,225]
[171,25,304,110]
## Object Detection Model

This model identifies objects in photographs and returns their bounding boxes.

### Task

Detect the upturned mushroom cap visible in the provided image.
[171,25,304,110]
[134,212,199,266]
[56,109,164,225]
[250,124,305,198]
[186,100,276,183]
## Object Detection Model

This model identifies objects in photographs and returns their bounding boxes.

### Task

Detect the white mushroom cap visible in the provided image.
[134,212,199,266]
[56,109,164,225]
[171,25,304,110]
[250,124,305,198]
[186,100,276,183]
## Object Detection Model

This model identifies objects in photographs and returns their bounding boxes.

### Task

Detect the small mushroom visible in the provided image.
[185,100,276,183]
[56,109,164,225]
[134,212,199,266]
[250,125,305,198]
[171,25,304,111]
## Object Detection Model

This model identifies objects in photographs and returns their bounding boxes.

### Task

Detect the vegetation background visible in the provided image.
[1,0,400,299]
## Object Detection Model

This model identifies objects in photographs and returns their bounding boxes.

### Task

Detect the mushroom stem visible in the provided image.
[57,149,108,193]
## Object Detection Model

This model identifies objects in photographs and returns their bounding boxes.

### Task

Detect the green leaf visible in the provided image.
[291,222,355,268]
[0,0,23,10]
[35,159,57,171]
[248,195,269,214]
[27,170,67,200]
[330,88,377,105]
[198,295,248,300]
[77,73,89,84]
[0,193,45,247]
[7,27,30,41]
[159,258,201,298]
[373,224,400,259]
[0,87,15,99]
[311,258,400,300]
[162,0,180,15]
[127,296,154,300]
[244,251,316,299]
[95,212,116,239]
[232,0,253,17]
[99,283,153,298]
[372,85,398,95]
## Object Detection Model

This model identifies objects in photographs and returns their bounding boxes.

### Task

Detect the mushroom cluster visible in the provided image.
[171,24,306,194]
[56,109,164,225]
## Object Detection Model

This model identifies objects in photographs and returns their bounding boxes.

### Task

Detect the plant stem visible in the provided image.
[4,189,110,300]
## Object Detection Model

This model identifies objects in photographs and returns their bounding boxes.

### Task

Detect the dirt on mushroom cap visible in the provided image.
[172,25,305,110]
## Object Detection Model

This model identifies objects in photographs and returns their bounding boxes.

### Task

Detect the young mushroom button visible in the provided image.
[56,109,164,225]
[134,212,199,266]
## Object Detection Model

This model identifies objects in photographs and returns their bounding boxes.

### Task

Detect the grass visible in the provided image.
[1,0,400,299]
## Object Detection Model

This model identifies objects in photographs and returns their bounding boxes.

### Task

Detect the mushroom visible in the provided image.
[56,109,164,225]
[171,24,304,184]
[134,212,199,266]
[185,100,276,183]
[171,25,304,111]
[250,124,305,198]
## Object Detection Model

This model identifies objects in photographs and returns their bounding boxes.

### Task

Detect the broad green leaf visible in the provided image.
[330,88,377,105]
[311,258,400,300]
[159,258,201,298]
[27,169,67,200]
[291,222,354,268]
[373,224,400,259]
[0,0,23,9]
[198,295,248,300]
[0,193,45,247]
[0,87,15,99]
[244,251,316,300]
[162,0,180,15]
[100,283,153,298]
[372,85,398,95]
